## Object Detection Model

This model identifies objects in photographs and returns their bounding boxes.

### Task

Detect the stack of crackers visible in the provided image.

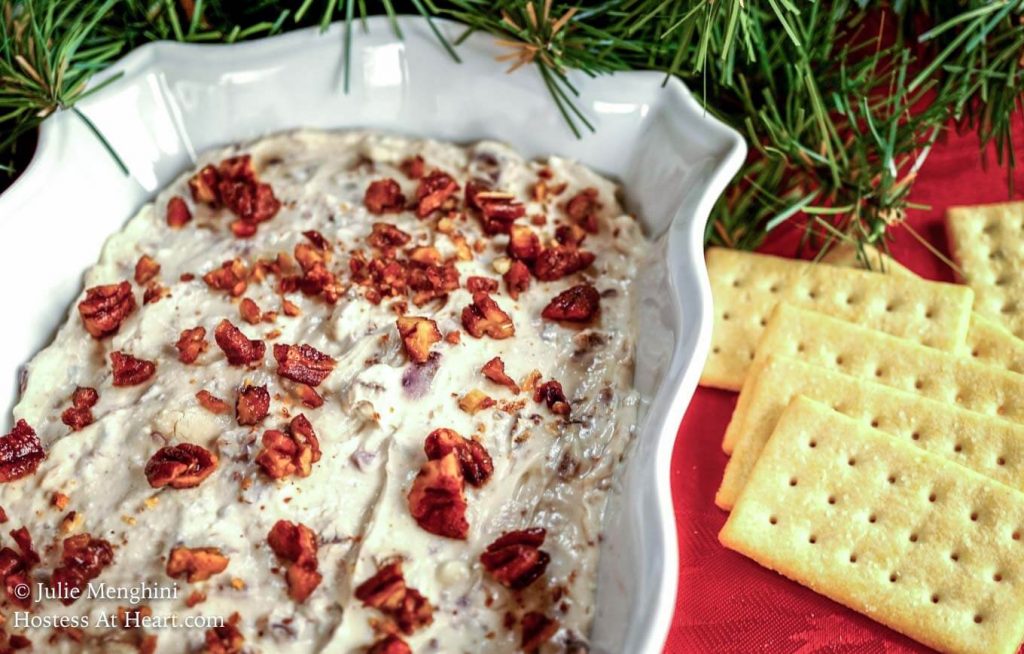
[704,202,1024,654]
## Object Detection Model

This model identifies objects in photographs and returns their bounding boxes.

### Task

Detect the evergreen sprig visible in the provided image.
[2,0,1023,256]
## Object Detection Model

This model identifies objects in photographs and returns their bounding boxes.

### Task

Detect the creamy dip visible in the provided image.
[1,131,647,653]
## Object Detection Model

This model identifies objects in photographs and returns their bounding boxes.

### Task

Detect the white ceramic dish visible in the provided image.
[0,16,744,654]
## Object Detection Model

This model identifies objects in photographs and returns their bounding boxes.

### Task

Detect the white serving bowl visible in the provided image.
[0,16,744,653]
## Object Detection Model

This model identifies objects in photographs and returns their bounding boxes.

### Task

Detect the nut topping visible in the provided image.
[176,326,208,364]
[480,528,550,589]
[467,181,525,234]
[462,293,515,339]
[266,520,322,602]
[564,187,601,233]
[354,562,434,635]
[195,390,231,415]
[256,414,321,480]
[134,255,161,285]
[273,343,335,386]
[534,380,570,416]
[144,443,218,489]
[78,282,136,338]
[364,179,406,215]
[424,428,493,487]
[49,534,114,605]
[507,225,541,263]
[190,155,281,233]
[166,546,229,582]
[239,298,262,325]
[235,384,270,426]
[458,389,496,415]
[368,635,412,654]
[0,421,44,483]
[541,283,601,322]
[0,527,39,608]
[368,222,412,253]
[521,611,559,651]
[214,319,265,366]
[415,171,459,218]
[110,351,156,386]
[203,259,249,297]
[166,196,192,228]
[396,317,441,364]
[481,357,520,393]
[532,245,596,281]
[503,260,531,300]
[407,452,468,539]
[466,276,500,294]
[202,612,243,654]
[399,156,425,180]
[61,387,99,431]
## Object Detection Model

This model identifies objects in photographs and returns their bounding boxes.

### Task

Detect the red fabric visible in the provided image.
[667,117,1024,653]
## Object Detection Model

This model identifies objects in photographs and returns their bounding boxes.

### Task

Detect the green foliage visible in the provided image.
[2,0,1024,255]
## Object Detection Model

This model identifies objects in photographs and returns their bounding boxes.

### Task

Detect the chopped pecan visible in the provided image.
[273,343,335,386]
[166,196,192,228]
[424,428,493,487]
[195,390,231,415]
[176,326,208,364]
[368,635,412,654]
[408,260,459,306]
[230,219,257,238]
[467,182,526,234]
[214,320,265,366]
[408,246,441,266]
[266,520,322,602]
[555,223,587,247]
[78,282,136,338]
[480,528,550,589]
[110,351,156,386]
[481,357,519,393]
[503,260,531,300]
[0,526,39,608]
[399,156,425,180]
[532,245,595,281]
[202,612,243,654]
[143,282,169,304]
[354,562,434,635]
[134,255,161,285]
[145,443,218,489]
[256,414,321,479]
[534,380,570,416]
[217,156,281,226]
[396,317,441,364]
[282,299,301,317]
[294,384,324,409]
[521,612,559,651]
[415,171,459,218]
[0,421,44,484]
[407,453,468,539]
[459,389,495,415]
[564,187,601,233]
[368,222,412,253]
[61,387,99,431]
[239,298,262,325]
[303,230,330,250]
[188,165,220,205]
[364,179,406,215]
[166,546,229,582]
[461,293,515,339]
[541,283,600,322]
[203,259,248,296]
[466,276,500,294]
[507,225,541,263]
[235,384,270,426]
[49,534,114,605]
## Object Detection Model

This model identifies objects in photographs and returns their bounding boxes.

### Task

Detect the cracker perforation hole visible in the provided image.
[970,511,979,522]
[789,477,798,487]
[868,514,877,524]
[924,308,935,319]
[887,474,896,484]
[796,343,806,353]
[931,594,940,604]
[835,355,845,366]
[914,379,924,390]
[874,368,884,378]
[1013,530,1021,541]
[954,443,963,453]
[809,440,817,449]
[848,457,857,467]
[759,317,767,327]
[889,572,898,583]
[722,311,731,321]
[970,349,980,358]
[712,346,721,354]
[828,495,836,505]
[871,419,880,428]
[769,516,778,525]
[808,535,817,544]
[928,492,937,503]
[911,431,921,442]
[998,456,1007,467]
[950,552,960,562]
[909,533,919,543]
[849,553,858,563]
[994,572,1004,583]
[974,615,984,625]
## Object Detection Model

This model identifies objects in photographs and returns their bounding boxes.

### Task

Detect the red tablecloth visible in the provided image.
[666,118,1024,653]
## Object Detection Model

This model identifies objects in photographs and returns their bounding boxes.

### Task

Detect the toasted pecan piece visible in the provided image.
[396,317,441,364]
[467,181,526,234]
[368,635,412,654]
[503,260,531,300]
[293,383,324,409]
[273,343,335,386]
[424,428,493,487]
[555,223,587,247]
[203,259,249,297]
[461,293,514,339]
[354,562,434,635]
[188,165,220,205]
[407,452,468,539]
[507,225,541,263]
[61,387,99,431]
[0,421,44,483]
[521,612,559,651]
[368,222,412,252]
[415,171,459,218]
[458,389,495,415]
[110,352,156,386]
[256,414,321,479]
[564,187,601,233]
[78,282,136,339]
[166,196,192,228]
[202,612,243,654]
[239,298,262,325]
[166,546,229,582]
[481,357,519,394]
[303,230,330,251]
[466,276,500,294]
[480,528,550,589]
[541,283,600,322]
[399,156,425,180]
[176,326,208,364]
[0,526,39,607]
[534,380,570,416]
[266,520,322,603]
[214,320,265,366]
[145,443,217,489]
[408,260,459,306]
[217,156,281,226]
[134,255,161,285]
[195,390,231,415]
[49,533,114,605]
[364,179,406,215]
[235,384,270,426]
[532,245,595,281]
